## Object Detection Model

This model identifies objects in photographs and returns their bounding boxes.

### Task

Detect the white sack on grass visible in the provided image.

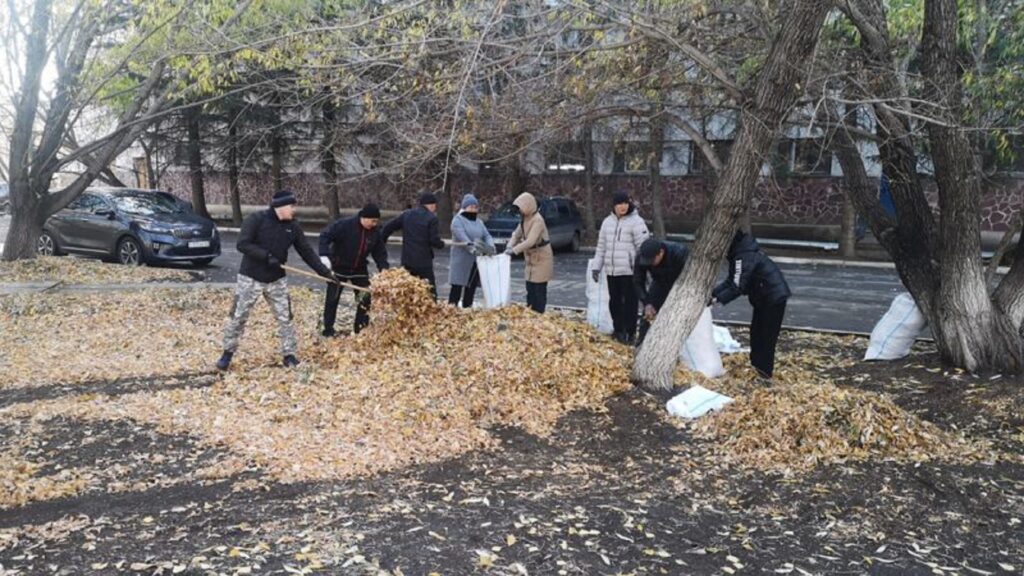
[865,292,927,360]
[666,385,734,419]
[585,258,614,334]
[713,325,744,354]
[478,254,511,309]
[679,307,726,378]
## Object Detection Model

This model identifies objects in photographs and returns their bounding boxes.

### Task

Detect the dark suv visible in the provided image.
[485,196,583,252]
[38,187,221,266]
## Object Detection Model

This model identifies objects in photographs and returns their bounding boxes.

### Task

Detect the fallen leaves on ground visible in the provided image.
[1,269,631,488]
[679,349,1002,473]
[0,256,195,284]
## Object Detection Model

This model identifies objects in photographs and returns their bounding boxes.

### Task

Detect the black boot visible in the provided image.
[215,351,233,371]
[282,354,300,368]
[321,327,337,338]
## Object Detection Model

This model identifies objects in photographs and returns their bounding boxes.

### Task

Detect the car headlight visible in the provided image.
[139,223,175,234]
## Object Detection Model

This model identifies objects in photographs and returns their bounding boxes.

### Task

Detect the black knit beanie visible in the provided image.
[270,190,297,208]
[359,203,381,219]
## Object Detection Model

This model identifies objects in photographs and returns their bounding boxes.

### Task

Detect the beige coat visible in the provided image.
[508,193,554,283]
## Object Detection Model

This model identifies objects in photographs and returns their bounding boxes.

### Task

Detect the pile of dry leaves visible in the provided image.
[682,352,997,473]
[0,256,194,284]
[1,269,631,487]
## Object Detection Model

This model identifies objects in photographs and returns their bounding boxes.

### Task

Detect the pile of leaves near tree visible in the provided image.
[0,256,195,284]
[680,353,1001,473]
[0,269,632,493]
[0,288,330,390]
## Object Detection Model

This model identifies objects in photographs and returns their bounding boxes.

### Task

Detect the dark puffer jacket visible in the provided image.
[633,240,690,310]
[380,206,445,270]
[713,232,791,308]
[237,209,330,283]
[318,215,389,274]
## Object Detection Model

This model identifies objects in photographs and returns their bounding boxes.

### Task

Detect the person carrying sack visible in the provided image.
[711,230,791,379]
[381,191,446,298]
[504,192,553,313]
[448,193,495,308]
[633,238,690,346]
[216,190,334,371]
[591,191,650,344]
[318,203,389,336]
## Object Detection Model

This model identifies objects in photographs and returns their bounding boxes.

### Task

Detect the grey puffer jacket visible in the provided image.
[592,207,649,277]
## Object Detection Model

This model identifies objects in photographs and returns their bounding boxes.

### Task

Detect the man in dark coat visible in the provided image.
[318,203,389,336]
[380,191,445,298]
[712,230,791,378]
[216,190,334,370]
[633,238,690,345]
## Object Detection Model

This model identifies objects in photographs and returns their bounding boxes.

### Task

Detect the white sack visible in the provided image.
[865,292,927,360]
[713,325,744,354]
[477,254,511,308]
[679,307,726,378]
[585,258,614,334]
[666,385,734,419]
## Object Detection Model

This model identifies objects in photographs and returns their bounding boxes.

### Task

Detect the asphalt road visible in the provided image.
[197,230,906,334]
[0,215,907,333]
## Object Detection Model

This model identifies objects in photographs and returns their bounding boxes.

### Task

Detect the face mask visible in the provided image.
[462,212,478,221]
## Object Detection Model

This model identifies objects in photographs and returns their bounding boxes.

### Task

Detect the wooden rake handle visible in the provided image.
[281,264,372,293]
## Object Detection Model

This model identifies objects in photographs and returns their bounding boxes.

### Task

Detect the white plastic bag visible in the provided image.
[478,254,511,308]
[713,325,744,354]
[679,307,726,378]
[585,258,614,334]
[666,385,734,419]
[865,292,927,360]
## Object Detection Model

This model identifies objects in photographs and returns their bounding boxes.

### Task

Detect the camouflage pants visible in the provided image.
[222,274,297,356]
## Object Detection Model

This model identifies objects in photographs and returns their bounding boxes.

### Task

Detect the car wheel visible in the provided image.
[569,231,581,252]
[117,237,143,266]
[37,231,63,256]
[191,257,214,267]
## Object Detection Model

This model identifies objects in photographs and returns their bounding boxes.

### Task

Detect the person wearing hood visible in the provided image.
[633,237,690,345]
[448,193,495,308]
[216,190,334,371]
[591,191,650,343]
[318,203,390,336]
[381,191,446,298]
[504,192,553,313]
[712,230,791,379]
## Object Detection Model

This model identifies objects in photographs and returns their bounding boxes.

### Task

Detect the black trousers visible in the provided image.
[324,272,372,334]
[406,265,437,299]
[448,263,480,308]
[526,281,547,313]
[750,299,787,378]
[607,275,639,339]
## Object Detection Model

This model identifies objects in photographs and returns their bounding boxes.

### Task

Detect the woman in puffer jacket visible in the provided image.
[591,191,650,343]
[505,192,553,313]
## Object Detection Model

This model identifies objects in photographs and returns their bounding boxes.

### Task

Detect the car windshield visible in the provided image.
[492,202,520,218]
[113,193,181,216]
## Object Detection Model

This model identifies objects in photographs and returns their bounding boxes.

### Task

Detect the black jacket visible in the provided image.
[318,215,389,274]
[380,206,445,270]
[237,209,331,283]
[633,241,690,310]
[713,232,791,308]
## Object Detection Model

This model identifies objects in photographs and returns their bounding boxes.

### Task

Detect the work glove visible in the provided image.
[591,269,600,283]
[320,256,332,270]
[267,254,281,269]
[467,243,478,256]
[503,246,514,256]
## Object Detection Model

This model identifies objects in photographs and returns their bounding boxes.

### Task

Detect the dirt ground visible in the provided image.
[1,322,1021,576]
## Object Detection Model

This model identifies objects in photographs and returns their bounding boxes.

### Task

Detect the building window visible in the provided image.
[793,138,832,175]
[689,140,733,174]
[545,141,587,173]
[661,141,691,176]
[612,141,649,174]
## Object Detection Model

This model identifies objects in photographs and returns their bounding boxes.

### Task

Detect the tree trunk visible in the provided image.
[321,101,341,220]
[839,192,857,258]
[271,132,285,191]
[2,187,44,261]
[227,120,243,227]
[920,0,1021,371]
[632,0,830,389]
[649,108,667,238]
[186,107,210,219]
[582,123,597,242]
